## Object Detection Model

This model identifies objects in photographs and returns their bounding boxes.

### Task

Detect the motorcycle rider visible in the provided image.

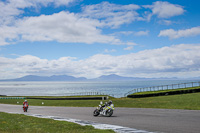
[102,100,114,115]
[23,100,28,105]
[108,100,114,108]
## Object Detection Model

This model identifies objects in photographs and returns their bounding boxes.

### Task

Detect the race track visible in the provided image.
[0,104,200,133]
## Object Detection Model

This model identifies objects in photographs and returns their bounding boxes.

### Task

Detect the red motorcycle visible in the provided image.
[23,103,28,112]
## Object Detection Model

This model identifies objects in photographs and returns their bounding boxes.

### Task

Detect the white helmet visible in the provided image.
[108,100,112,105]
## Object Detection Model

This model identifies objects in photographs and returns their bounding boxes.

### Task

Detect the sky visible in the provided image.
[0,0,200,79]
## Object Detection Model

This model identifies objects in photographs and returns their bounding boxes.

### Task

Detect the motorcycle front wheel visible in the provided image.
[106,109,113,117]
[93,109,100,116]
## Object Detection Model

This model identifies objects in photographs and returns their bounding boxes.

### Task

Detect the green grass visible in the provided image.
[0,98,103,107]
[1,92,200,110]
[114,93,200,110]
[0,112,114,133]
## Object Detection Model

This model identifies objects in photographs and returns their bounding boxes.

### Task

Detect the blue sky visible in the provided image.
[0,0,200,79]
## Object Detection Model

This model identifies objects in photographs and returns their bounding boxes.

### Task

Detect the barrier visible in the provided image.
[0,97,25,99]
[26,96,108,100]
[62,92,114,97]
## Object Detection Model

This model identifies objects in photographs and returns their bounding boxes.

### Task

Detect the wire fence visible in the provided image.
[124,81,200,97]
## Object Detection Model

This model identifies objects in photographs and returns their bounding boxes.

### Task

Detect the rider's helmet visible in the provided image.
[25,100,27,102]
[108,100,112,105]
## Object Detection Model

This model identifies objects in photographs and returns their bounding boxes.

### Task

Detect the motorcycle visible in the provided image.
[93,101,114,117]
[23,103,28,112]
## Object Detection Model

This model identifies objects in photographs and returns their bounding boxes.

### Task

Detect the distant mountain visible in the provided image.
[1,75,87,81]
[93,74,147,81]
[93,74,178,81]
[0,74,179,81]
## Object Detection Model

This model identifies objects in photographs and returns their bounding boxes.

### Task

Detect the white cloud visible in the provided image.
[126,42,138,46]
[134,30,149,36]
[0,26,18,45]
[124,46,133,51]
[0,1,187,46]
[113,31,134,36]
[104,49,116,53]
[112,30,149,36]
[1,0,106,45]
[0,11,121,45]
[144,1,185,20]
[81,1,143,28]
[50,0,76,7]
[158,20,173,25]
[159,26,200,39]
[1,44,200,79]
[0,0,75,25]
[1,0,133,45]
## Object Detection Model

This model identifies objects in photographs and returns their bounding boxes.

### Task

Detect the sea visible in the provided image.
[0,79,200,98]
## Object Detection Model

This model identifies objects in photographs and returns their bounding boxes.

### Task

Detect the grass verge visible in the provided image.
[1,92,200,110]
[115,92,200,110]
[0,112,114,133]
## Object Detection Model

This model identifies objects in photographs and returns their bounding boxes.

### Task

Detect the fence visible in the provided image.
[63,92,114,97]
[0,92,114,98]
[124,81,200,97]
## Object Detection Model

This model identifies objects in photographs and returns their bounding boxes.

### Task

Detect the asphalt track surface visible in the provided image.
[0,104,200,133]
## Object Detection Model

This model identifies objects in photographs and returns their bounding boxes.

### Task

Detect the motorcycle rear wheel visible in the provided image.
[23,107,28,112]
